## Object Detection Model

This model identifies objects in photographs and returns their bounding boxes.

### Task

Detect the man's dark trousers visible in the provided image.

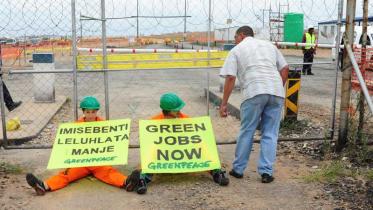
[302,49,314,74]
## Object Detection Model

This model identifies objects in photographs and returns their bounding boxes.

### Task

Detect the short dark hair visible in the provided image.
[236,26,254,37]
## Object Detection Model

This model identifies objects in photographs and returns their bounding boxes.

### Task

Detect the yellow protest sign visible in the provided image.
[139,116,221,173]
[47,119,131,169]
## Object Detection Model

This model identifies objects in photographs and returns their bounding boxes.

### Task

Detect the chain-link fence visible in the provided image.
[349,47,373,142]
[2,0,373,149]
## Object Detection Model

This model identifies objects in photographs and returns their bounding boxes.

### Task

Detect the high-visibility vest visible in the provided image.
[305,33,316,50]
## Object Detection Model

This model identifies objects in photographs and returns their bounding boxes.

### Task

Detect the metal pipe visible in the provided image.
[71,0,78,121]
[346,45,373,114]
[77,58,333,65]
[206,0,212,116]
[287,62,333,65]
[126,137,332,148]
[78,47,218,53]
[10,69,73,74]
[136,0,139,39]
[216,137,333,145]
[0,63,8,148]
[81,57,224,64]
[2,135,334,150]
[9,62,333,74]
[101,0,110,120]
[330,0,344,140]
[2,145,52,149]
[207,71,210,115]
[272,42,341,48]
[8,61,333,75]
[338,0,357,152]
[184,0,187,42]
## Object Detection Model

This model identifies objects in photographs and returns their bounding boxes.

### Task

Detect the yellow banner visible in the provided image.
[139,116,221,173]
[47,119,131,169]
[77,51,228,70]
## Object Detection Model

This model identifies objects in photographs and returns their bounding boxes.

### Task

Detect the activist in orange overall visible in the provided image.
[135,93,230,195]
[25,96,140,195]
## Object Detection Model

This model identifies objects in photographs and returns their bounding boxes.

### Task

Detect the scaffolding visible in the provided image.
[269,3,289,42]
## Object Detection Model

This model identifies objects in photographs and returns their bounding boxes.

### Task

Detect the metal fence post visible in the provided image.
[338,0,356,151]
[101,0,110,120]
[71,0,78,120]
[357,0,369,142]
[330,0,344,140]
[0,44,8,147]
[206,0,212,116]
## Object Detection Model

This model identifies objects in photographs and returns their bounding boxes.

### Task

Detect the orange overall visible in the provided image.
[45,116,127,191]
[151,112,189,120]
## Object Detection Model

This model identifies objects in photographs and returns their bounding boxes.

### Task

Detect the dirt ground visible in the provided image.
[0,143,337,210]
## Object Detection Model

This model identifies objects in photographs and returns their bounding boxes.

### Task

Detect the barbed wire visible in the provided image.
[0,0,370,37]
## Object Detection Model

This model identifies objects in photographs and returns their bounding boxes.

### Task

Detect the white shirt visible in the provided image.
[220,37,287,102]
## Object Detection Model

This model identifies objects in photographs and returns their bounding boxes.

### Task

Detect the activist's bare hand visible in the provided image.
[219,104,228,117]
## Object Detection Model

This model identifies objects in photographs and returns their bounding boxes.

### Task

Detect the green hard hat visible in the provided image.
[160,93,185,112]
[79,96,100,110]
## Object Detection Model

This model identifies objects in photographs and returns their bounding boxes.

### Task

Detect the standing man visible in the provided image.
[219,26,289,183]
[302,25,317,75]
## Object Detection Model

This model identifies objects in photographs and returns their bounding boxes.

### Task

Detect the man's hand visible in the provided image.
[219,103,228,117]
[220,75,236,118]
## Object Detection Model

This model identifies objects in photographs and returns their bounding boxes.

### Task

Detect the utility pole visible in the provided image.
[338,0,356,151]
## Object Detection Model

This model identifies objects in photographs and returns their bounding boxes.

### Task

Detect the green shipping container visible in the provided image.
[284,13,304,42]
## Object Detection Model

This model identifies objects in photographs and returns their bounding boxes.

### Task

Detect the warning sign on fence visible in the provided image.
[47,119,131,169]
[139,116,221,173]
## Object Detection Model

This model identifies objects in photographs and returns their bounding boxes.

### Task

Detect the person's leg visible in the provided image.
[91,166,140,192]
[307,53,314,74]
[231,95,268,176]
[42,167,91,191]
[303,51,312,75]
[2,83,14,109]
[90,166,127,187]
[2,83,22,111]
[302,52,308,75]
[257,95,284,180]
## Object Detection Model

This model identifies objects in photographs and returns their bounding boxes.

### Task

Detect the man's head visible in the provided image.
[308,25,315,34]
[235,26,254,44]
[160,93,185,118]
[79,96,100,122]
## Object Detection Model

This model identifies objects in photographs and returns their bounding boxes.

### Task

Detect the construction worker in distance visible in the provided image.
[25,96,141,195]
[302,25,317,75]
[135,92,229,195]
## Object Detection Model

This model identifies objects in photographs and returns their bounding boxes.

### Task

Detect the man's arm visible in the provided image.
[219,75,236,117]
[279,65,289,86]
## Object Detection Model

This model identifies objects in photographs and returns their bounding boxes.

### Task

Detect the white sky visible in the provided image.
[0,0,372,37]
